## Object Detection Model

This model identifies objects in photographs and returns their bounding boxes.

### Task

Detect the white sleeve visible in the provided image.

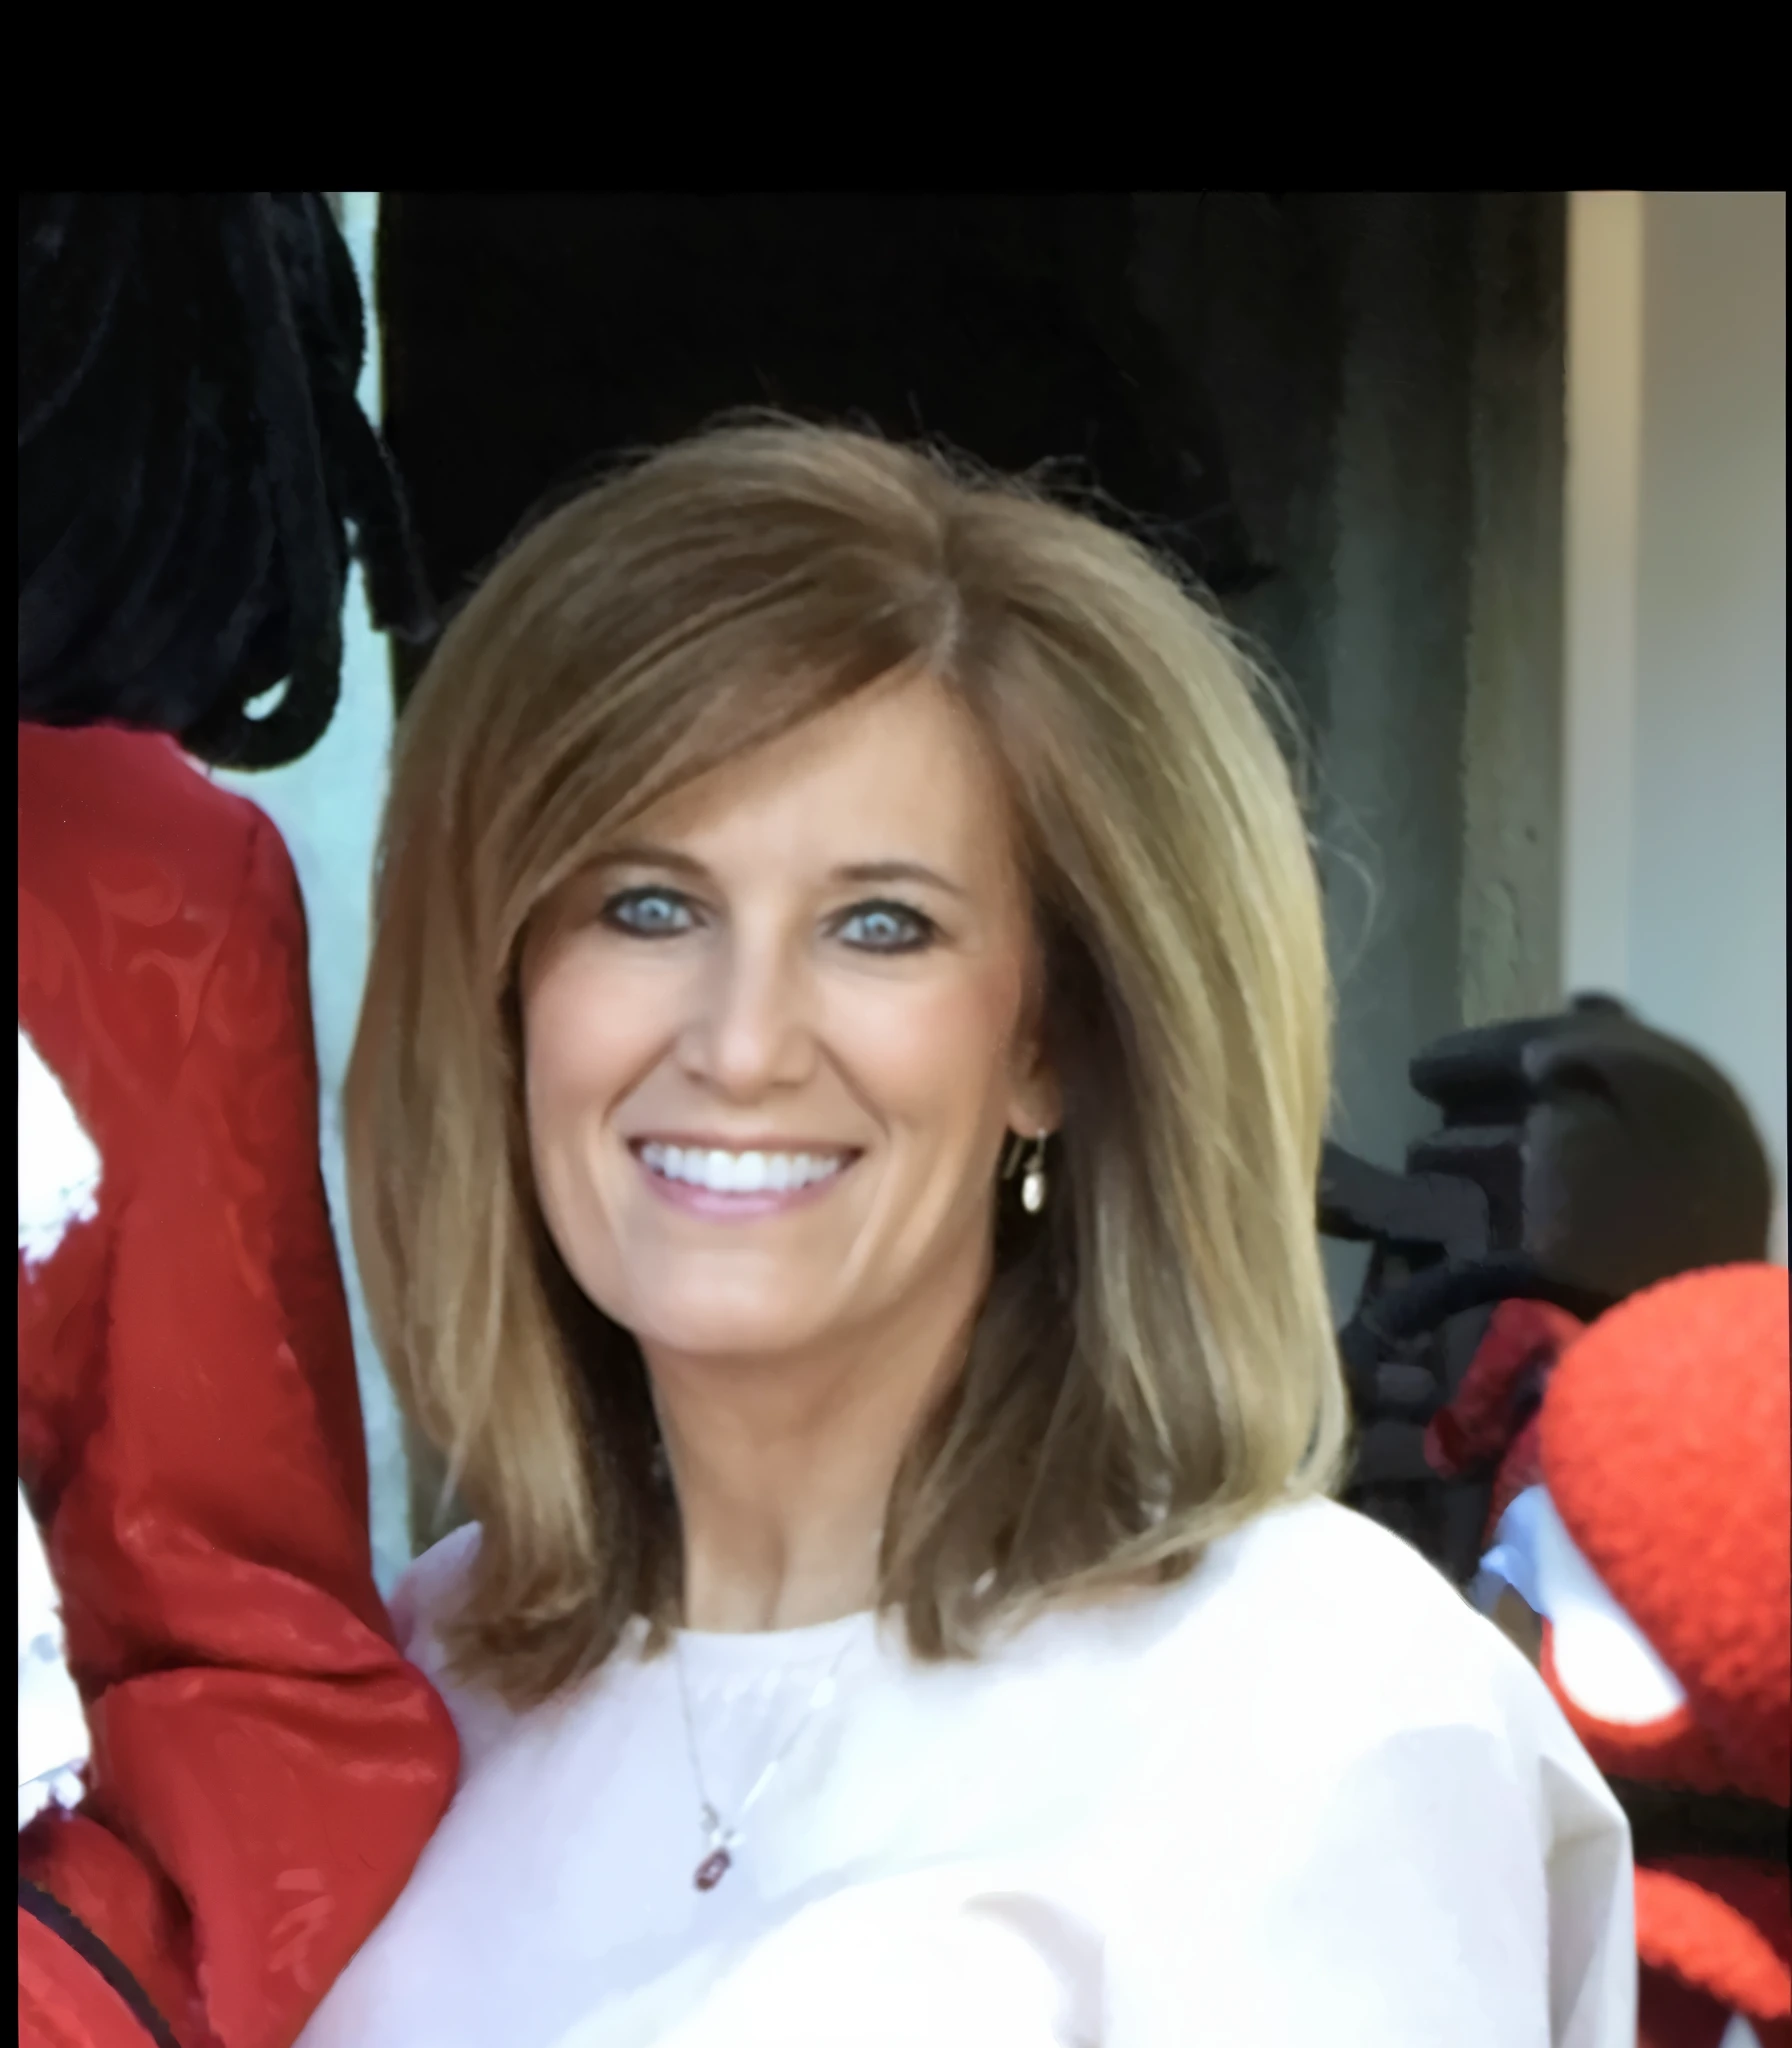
[1107,1716,1635,2048]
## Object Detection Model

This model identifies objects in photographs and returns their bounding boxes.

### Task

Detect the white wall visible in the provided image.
[211,193,412,1591]
[1564,190,1788,1264]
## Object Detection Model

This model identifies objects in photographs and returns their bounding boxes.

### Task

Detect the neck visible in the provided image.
[647,1250,988,1635]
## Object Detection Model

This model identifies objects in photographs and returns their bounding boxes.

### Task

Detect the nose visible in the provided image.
[675,923,815,1100]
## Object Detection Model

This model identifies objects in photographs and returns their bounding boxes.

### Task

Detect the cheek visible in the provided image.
[521,951,658,1133]
[519,953,666,1303]
[827,962,1025,1124]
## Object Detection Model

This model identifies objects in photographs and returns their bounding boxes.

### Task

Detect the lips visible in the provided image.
[634,1141,856,1197]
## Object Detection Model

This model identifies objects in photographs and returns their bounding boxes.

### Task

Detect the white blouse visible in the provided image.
[297,1496,1635,2047]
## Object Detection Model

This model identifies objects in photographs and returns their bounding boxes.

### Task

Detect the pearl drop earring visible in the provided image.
[1020,1133,1049,1215]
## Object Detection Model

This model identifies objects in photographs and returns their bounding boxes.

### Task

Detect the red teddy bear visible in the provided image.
[1431,1265,1791,2048]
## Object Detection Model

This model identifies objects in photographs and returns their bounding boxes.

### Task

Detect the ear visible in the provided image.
[1006,1038,1062,1142]
[1006,941,1062,1137]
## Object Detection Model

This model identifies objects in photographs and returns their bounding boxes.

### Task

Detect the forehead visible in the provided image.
[638,673,1020,884]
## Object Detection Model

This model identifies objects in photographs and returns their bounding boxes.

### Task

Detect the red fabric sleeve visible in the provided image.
[20,1906,163,2048]
[19,811,458,2048]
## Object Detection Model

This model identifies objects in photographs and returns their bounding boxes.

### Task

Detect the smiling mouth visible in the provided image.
[634,1141,857,1197]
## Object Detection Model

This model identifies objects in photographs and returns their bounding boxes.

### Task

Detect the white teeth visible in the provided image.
[638,1144,847,1195]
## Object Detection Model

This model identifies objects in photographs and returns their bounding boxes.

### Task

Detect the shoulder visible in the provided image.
[389,1521,484,1665]
[19,723,304,1093]
[985,1495,1622,1898]
[20,719,322,1109]
[1046,1503,1634,2042]
[1083,1495,1559,1762]
[1196,1492,1490,1650]
[387,1524,523,1777]
[18,721,288,922]
[1209,1494,1528,1700]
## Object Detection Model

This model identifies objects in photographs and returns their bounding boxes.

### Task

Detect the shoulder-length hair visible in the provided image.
[346,416,1347,1707]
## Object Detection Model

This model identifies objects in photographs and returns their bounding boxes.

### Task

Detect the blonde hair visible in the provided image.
[346,417,1347,1706]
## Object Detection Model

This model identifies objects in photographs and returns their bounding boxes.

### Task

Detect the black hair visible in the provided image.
[18,192,435,769]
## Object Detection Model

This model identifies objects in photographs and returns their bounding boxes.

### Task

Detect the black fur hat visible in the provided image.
[18,193,435,769]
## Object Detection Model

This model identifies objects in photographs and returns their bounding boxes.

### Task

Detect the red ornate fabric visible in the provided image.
[20,1906,170,2048]
[18,723,458,2048]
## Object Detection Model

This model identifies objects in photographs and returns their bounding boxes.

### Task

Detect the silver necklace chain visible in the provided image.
[671,1622,861,1892]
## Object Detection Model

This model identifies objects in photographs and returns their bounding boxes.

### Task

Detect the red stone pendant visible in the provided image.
[694,1847,733,1891]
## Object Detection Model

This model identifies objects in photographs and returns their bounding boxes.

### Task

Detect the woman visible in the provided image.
[19,193,456,2047]
[302,419,1634,2045]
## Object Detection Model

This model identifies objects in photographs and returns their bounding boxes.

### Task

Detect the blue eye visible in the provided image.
[603,888,695,937]
[838,901,935,953]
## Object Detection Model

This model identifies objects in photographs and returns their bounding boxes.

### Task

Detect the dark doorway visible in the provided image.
[376,195,1277,707]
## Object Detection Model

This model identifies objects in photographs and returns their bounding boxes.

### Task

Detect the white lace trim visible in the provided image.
[18,1025,102,1267]
[18,1484,89,1830]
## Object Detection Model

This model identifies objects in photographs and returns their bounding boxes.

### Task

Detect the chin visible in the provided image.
[632,1306,826,1361]
[610,1266,828,1360]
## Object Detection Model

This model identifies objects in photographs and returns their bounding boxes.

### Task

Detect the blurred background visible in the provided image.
[210,192,1786,1592]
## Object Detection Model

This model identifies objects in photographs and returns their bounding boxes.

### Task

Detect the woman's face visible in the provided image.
[520,673,1057,1369]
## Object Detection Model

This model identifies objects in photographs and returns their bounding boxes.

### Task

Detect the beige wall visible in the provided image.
[1564,191,1788,1262]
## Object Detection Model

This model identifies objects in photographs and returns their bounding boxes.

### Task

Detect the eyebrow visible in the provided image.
[599,844,969,901]
[834,859,969,900]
